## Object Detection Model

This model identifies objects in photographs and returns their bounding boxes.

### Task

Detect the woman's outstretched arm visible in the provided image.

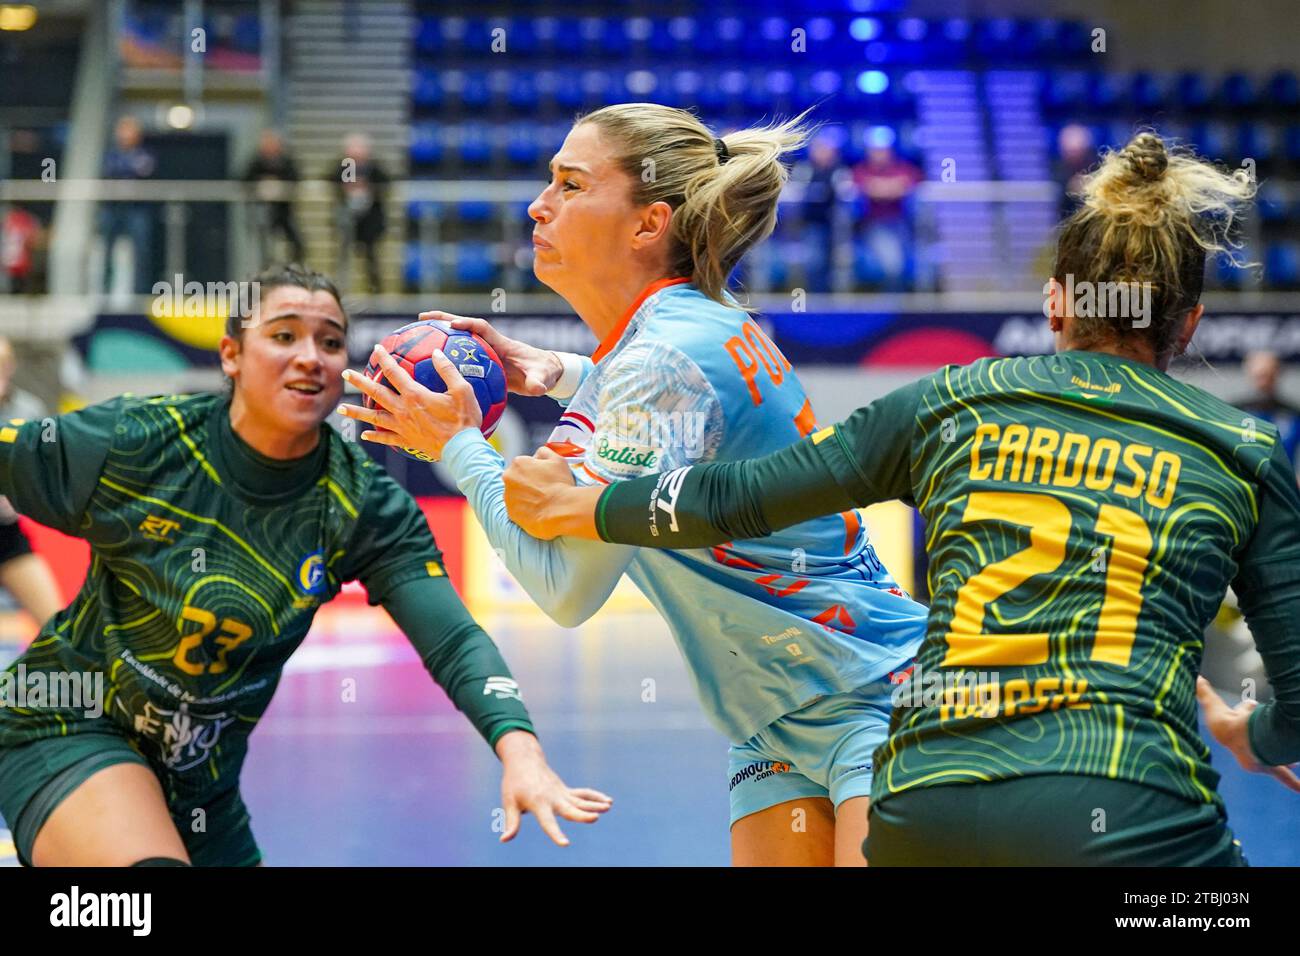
[505,380,925,547]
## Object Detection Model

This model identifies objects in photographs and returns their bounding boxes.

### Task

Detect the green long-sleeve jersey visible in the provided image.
[596,350,1300,810]
[0,393,533,809]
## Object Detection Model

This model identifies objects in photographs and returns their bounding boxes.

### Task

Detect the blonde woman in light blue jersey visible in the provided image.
[340,104,927,866]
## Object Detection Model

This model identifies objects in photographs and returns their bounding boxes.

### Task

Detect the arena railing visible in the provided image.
[0,176,1290,315]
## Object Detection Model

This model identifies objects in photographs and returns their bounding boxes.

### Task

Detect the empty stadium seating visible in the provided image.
[402,7,1300,294]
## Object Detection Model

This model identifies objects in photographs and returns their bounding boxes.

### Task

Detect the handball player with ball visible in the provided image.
[339,104,927,867]
[0,264,610,866]
[502,134,1300,866]
[352,318,508,462]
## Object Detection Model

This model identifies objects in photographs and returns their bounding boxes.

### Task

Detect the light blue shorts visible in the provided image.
[727,676,898,826]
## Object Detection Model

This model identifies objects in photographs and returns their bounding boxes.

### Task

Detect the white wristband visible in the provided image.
[546,351,587,401]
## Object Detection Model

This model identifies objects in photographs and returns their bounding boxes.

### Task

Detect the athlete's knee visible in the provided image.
[130,856,191,867]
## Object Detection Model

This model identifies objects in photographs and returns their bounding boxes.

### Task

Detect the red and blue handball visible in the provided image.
[362,319,508,461]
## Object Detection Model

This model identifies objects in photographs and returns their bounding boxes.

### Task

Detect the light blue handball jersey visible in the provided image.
[443,278,926,743]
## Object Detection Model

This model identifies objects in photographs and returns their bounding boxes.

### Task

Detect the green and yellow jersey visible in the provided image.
[0,393,533,810]
[594,350,1300,810]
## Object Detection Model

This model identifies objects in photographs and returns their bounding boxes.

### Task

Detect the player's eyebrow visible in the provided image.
[547,159,592,175]
[262,313,347,332]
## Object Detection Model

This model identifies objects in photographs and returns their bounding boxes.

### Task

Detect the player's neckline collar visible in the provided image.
[1058,348,1165,374]
[590,276,691,365]
[210,398,329,503]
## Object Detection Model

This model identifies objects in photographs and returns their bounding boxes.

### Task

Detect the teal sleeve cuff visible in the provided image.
[488,721,538,749]
[1246,700,1299,767]
[595,484,615,542]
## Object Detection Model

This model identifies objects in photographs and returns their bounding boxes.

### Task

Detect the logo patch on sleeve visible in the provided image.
[483,676,522,701]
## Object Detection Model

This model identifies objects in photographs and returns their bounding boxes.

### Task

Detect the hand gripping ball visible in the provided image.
[362,319,508,461]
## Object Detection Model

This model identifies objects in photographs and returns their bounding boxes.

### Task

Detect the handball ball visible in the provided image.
[362,319,508,461]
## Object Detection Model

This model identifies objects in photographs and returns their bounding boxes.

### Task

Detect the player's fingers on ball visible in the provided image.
[535,445,562,461]
[372,345,416,393]
[418,310,480,329]
[417,308,463,324]
[446,314,491,336]
[341,368,398,412]
[429,348,471,394]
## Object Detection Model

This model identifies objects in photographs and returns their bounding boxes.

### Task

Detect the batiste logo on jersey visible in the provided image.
[729,760,791,791]
[593,435,660,477]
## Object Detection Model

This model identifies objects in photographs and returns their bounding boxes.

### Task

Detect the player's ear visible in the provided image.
[1175,303,1205,354]
[1044,276,1065,333]
[218,334,241,379]
[632,200,673,250]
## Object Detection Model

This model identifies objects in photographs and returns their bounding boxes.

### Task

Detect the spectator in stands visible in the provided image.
[0,335,63,626]
[796,133,849,293]
[2,205,44,294]
[851,131,922,291]
[1237,349,1300,471]
[99,116,157,295]
[0,337,44,423]
[334,132,390,294]
[1055,123,1096,219]
[244,129,305,265]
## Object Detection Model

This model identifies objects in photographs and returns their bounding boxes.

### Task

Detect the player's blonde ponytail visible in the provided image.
[579,103,812,309]
[1054,130,1256,356]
